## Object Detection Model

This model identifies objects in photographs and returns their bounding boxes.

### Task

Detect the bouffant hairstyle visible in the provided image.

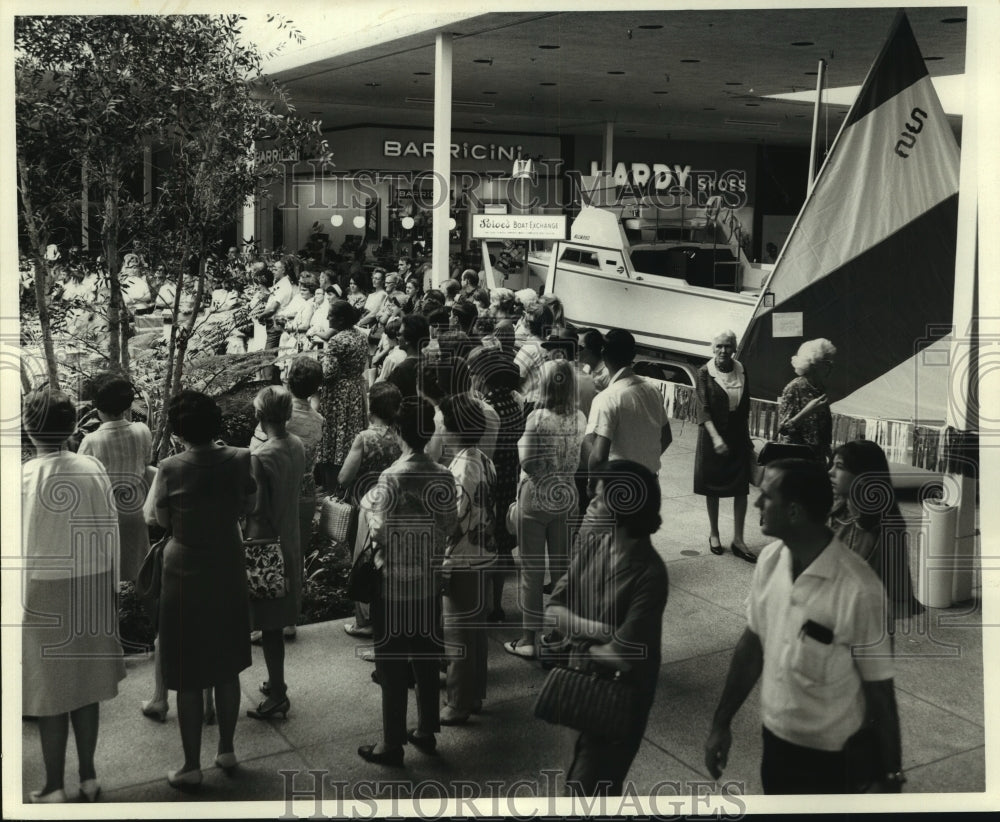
[397,396,437,452]
[538,359,577,416]
[254,385,293,425]
[328,299,360,331]
[526,303,554,340]
[298,274,319,293]
[831,439,902,530]
[766,458,834,524]
[23,388,77,446]
[400,313,430,350]
[593,460,663,539]
[167,389,222,445]
[91,371,136,416]
[369,382,403,424]
[287,356,323,400]
[490,287,516,315]
[791,338,837,376]
[440,393,486,448]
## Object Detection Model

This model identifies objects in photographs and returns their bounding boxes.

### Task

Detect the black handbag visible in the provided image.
[534,658,637,742]
[135,535,168,621]
[757,441,815,465]
[346,536,379,604]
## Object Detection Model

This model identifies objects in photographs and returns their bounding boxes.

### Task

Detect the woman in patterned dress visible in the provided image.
[777,338,837,464]
[316,300,368,489]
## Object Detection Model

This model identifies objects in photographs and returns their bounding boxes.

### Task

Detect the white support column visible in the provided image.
[945,2,985,603]
[432,32,453,290]
[602,121,614,175]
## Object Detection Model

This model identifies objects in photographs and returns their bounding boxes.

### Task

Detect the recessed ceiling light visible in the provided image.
[940,17,966,24]
[680,58,700,63]
[804,71,818,75]
[653,90,669,94]
[589,98,604,102]
[473,58,492,64]
[607,70,626,75]
[539,82,557,86]
[538,44,560,49]
[791,41,814,46]
[482,91,498,95]
[924,56,943,61]
[725,81,742,86]
[703,107,716,111]
[745,103,760,107]
[638,24,663,30]
[413,71,430,76]
[365,82,380,87]
[625,129,636,133]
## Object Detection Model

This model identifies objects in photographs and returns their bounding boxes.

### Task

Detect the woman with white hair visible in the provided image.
[777,337,837,463]
[693,331,756,563]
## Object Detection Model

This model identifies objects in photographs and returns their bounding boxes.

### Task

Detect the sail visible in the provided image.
[737,11,960,421]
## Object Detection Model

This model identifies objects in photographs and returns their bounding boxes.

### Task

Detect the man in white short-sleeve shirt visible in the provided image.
[704,459,903,795]
[585,328,671,477]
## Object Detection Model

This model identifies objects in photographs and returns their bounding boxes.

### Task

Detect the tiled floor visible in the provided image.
[15,424,986,812]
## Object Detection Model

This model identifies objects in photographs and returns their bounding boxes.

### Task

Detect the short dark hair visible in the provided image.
[328,299,360,330]
[427,307,452,333]
[581,328,604,359]
[527,303,554,339]
[167,389,222,445]
[766,458,833,524]
[287,356,323,399]
[369,382,403,424]
[442,278,461,300]
[91,371,136,416]
[298,274,319,292]
[467,346,519,391]
[451,300,478,334]
[400,313,430,349]
[461,269,480,287]
[440,393,486,448]
[592,460,662,538]
[384,315,403,341]
[471,287,490,310]
[397,396,437,451]
[23,388,77,445]
[422,289,445,310]
[420,355,471,402]
[603,328,636,367]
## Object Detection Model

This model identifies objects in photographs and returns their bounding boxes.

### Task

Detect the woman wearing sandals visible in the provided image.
[246,386,306,722]
[144,390,256,788]
[22,389,126,803]
[504,359,588,661]
[693,330,756,564]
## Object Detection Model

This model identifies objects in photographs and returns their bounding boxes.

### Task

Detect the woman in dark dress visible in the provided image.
[145,391,256,788]
[693,331,756,563]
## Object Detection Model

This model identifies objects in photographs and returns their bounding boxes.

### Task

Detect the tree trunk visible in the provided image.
[153,251,189,460]
[102,169,123,369]
[17,154,61,390]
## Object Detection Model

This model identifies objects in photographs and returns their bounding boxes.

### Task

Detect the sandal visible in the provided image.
[503,639,537,659]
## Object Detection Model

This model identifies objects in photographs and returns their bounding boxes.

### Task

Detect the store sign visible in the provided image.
[256,146,300,164]
[385,140,527,162]
[588,160,747,198]
[472,214,567,241]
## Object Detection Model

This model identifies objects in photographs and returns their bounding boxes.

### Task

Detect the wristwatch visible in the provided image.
[884,771,907,785]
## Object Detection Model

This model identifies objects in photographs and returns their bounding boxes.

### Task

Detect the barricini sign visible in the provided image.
[471,214,567,241]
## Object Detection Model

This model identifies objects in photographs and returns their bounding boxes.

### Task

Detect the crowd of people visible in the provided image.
[21,252,921,801]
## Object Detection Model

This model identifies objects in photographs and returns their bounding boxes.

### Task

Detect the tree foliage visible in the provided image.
[16,14,331,451]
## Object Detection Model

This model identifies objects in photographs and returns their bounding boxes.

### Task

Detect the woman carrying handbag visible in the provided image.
[542,460,668,797]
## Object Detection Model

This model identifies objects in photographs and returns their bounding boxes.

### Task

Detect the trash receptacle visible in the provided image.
[917,499,957,609]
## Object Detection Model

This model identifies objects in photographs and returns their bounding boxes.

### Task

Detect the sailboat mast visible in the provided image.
[807,58,827,195]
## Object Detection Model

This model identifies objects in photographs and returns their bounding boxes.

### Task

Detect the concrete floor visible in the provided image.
[15,423,986,813]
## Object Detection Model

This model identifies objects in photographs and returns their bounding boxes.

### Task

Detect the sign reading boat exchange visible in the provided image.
[472,214,567,241]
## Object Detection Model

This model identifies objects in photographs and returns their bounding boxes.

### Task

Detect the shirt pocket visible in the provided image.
[788,634,835,687]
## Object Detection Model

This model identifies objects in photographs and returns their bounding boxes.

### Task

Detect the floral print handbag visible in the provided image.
[244,537,287,600]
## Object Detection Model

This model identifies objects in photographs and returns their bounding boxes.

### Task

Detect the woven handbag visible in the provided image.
[533,662,636,742]
[244,537,286,600]
[319,494,355,544]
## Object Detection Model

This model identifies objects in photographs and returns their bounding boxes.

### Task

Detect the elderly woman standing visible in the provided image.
[22,389,126,803]
[145,390,255,788]
[693,331,756,564]
[246,386,306,720]
[777,338,837,464]
[316,300,369,489]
